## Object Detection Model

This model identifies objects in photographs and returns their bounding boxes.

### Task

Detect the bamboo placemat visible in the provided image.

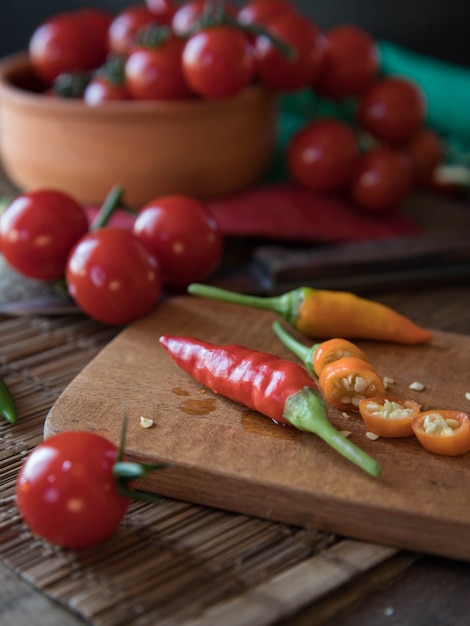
[0,307,397,626]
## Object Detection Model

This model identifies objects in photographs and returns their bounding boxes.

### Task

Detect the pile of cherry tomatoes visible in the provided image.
[0,187,223,325]
[1,0,446,327]
[27,0,444,216]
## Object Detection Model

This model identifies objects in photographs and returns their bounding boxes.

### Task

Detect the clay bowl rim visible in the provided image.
[0,51,274,120]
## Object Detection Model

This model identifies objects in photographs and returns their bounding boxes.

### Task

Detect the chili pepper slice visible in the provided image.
[319,356,386,413]
[159,334,382,477]
[272,321,368,377]
[358,396,421,438]
[0,375,17,424]
[188,284,433,345]
[412,409,470,456]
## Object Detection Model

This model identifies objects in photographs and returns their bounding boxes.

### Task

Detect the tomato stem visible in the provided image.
[285,387,382,477]
[114,413,169,502]
[89,184,125,231]
[188,1,295,60]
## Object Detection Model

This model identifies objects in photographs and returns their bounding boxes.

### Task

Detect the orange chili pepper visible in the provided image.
[412,409,470,456]
[319,356,386,412]
[188,284,433,345]
[358,396,421,438]
[272,322,369,377]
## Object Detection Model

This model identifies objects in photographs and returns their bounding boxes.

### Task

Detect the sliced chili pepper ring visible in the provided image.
[358,396,420,438]
[412,409,470,456]
[319,356,386,412]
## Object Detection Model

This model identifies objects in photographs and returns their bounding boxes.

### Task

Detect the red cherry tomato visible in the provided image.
[29,12,106,84]
[237,0,295,26]
[357,77,426,145]
[125,34,193,100]
[314,24,378,99]
[83,75,130,104]
[145,0,177,22]
[349,147,414,214]
[182,26,255,99]
[16,432,131,548]
[66,227,161,325]
[133,195,223,288]
[76,8,112,67]
[172,1,236,37]
[405,127,444,185]
[254,11,324,91]
[0,189,89,280]
[108,5,169,57]
[286,119,359,192]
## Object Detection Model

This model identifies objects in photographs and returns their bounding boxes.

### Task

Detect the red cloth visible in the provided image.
[207,183,421,242]
[86,182,421,242]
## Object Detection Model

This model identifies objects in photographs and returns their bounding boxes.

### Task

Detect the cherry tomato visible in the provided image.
[349,147,414,214]
[286,119,359,192]
[84,54,129,104]
[76,8,113,67]
[145,0,177,22]
[182,26,255,99]
[29,12,106,84]
[83,76,130,104]
[254,11,324,91]
[314,24,378,99]
[405,127,444,185]
[357,77,426,145]
[66,227,161,325]
[172,1,236,37]
[237,0,295,27]
[133,195,223,288]
[125,34,193,100]
[108,5,168,57]
[0,189,89,280]
[16,431,131,548]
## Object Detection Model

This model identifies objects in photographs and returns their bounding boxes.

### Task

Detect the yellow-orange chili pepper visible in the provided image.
[319,356,386,413]
[412,409,470,456]
[188,284,433,345]
[272,322,369,377]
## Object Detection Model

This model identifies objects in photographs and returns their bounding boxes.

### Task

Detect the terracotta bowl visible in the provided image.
[0,53,278,206]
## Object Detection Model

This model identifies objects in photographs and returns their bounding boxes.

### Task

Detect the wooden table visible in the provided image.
[1,166,470,626]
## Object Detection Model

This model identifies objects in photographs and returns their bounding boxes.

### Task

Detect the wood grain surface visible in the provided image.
[45,296,470,562]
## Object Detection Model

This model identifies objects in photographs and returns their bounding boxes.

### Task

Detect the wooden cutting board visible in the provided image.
[45,296,470,561]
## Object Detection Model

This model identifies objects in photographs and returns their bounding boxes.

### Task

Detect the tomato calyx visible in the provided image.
[93,54,127,87]
[135,23,173,48]
[52,71,91,99]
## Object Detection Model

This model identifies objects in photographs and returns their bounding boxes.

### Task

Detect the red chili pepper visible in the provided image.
[188,284,433,345]
[159,334,382,477]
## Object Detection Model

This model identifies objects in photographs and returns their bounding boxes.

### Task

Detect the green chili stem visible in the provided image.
[285,387,382,477]
[188,283,304,325]
[89,184,126,231]
[272,321,316,375]
[0,376,17,424]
